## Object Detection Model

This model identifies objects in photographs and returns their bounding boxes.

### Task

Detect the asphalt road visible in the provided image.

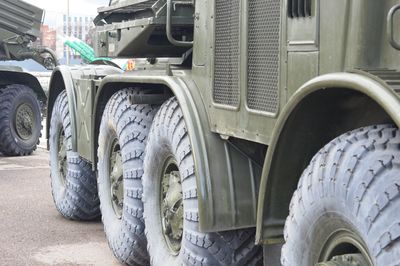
[0,148,120,266]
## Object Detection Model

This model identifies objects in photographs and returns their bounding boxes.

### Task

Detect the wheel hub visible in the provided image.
[161,158,183,255]
[316,254,368,266]
[109,139,124,219]
[57,129,67,185]
[317,230,373,266]
[15,103,35,140]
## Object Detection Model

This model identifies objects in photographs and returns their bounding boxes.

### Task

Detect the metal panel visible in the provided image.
[288,0,312,18]
[247,0,280,113]
[0,0,43,38]
[76,79,94,162]
[213,0,240,107]
[98,0,158,13]
[95,2,194,58]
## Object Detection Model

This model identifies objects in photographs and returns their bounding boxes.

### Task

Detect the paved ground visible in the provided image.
[0,149,120,266]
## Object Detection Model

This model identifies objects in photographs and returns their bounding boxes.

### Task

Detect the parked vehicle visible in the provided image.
[47,0,400,265]
[0,0,58,155]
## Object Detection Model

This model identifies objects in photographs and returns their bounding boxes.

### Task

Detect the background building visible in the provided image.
[34,15,95,65]
[39,25,57,52]
[58,15,95,63]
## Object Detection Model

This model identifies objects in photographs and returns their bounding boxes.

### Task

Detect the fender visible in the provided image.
[0,69,46,102]
[46,65,79,151]
[256,72,400,244]
[46,65,123,151]
[94,72,217,230]
[94,72,261,232]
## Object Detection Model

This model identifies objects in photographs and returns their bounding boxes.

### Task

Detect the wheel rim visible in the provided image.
[316,230,373,266]
[57,128,67,185]
[160,156,183,255]
[14,103,36,140]
[109,138,124,219]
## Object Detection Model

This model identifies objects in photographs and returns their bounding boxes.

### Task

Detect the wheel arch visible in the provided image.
[92,76,176,167]
[256,72,400,244]
[0,70,46,102]
[93,74,228,232]
[46,65,123,151]
[46,66,78,151]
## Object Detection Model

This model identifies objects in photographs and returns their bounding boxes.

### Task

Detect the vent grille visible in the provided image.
[247,0,280,113]
[213,0,240,107]
[288,0,312,18]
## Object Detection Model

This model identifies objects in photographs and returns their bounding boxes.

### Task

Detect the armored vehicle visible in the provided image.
[47,0,400,265]
[0,0,58,156]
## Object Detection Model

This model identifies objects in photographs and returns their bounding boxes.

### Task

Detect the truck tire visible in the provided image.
[97,89,158,265]
[49,91,100,220]
[282,124,400,266]
[143,98,262,266]
[0,84,41,156]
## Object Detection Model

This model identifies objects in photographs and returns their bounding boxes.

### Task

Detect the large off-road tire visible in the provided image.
[282,124,400,266]
[0,84,41,156]
[49,91,100,220]
[143,98,262,266]
[97,89,158,265]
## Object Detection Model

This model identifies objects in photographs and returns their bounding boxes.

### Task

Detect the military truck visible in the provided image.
[0,0,58,156]
[46,0,400,265]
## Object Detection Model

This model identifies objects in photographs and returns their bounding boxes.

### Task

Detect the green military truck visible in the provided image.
[46,0,400,265]
[0,0,58,156]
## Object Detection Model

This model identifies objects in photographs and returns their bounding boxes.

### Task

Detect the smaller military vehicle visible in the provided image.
[0,0,58,156]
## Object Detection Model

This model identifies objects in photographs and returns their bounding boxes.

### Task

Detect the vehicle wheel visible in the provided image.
[49,91,100,220]
[0,84,41,156]
[97,89,158,265]
[282,124,400,266]
[143,98,262,266]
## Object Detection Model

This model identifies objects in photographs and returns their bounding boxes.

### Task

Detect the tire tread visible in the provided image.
[98,88,157,265]
[0,85,42,155]
[144,98,262,266]
[49,91,100,221]
[282,124,400,265]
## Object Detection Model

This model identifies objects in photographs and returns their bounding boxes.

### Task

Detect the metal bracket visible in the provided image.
[129,93,172,105]
[387,4,400,50]
[166,0,194,47]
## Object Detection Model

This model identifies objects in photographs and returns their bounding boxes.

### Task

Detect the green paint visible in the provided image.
[46,0,400,246]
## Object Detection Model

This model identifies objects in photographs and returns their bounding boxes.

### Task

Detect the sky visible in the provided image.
[24,0,109,25]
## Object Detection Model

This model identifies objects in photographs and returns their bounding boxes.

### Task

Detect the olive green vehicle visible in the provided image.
[0,0,58,156]
[46,0,400,265]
